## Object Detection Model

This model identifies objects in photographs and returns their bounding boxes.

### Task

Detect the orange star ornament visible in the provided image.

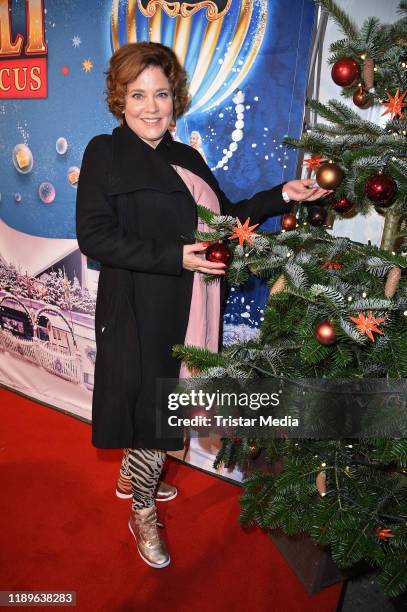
[381,88,407,118]
[303,155,326,175]
[229,217,259,246]
[322,260,342,270]
[350,311,385,342]
[375,527,395,542]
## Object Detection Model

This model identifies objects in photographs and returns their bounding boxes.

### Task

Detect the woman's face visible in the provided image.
[124,65,174,148]
[189,133,198,146]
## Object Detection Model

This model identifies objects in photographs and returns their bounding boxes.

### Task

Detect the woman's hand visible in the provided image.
[283,178,332,202]
[183,243,226,275]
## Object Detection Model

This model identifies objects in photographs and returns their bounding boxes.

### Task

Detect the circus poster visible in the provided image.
[0,0,315,474]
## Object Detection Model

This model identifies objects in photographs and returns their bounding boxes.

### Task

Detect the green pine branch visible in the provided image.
[315,0,359,39]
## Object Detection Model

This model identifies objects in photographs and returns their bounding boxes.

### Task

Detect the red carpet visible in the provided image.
[0,387,342,611]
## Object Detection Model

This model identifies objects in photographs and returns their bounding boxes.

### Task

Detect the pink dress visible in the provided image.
[171,165,221,378]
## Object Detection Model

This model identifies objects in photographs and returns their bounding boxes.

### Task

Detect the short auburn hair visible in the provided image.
[105,42,190,122]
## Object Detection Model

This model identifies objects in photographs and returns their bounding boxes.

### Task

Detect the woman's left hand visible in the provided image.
[283,178,332,202]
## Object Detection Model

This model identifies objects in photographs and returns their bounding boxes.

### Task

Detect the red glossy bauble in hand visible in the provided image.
[281,213,297,231]
[352,85,371,109]
[315,321,337,345]
[331,196,354,214]
[364,174,397,205]
[205,242,232,266]
[307,206,328,226]
[316,163,344,190]
[331,57,359,87]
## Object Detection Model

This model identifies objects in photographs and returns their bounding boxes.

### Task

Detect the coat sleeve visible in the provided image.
[76,136,184,275]
[217,182,294,226]
[183,145,292,224]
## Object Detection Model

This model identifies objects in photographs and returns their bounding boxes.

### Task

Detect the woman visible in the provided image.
[76,42,330,570]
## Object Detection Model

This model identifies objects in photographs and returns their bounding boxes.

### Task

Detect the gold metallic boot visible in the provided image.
[156,481,178,502]
[128,506,170,568]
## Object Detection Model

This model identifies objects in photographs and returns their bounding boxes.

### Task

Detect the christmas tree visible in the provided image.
[287,0,407,253]
[175,219,407,595]
[174,1,407,597]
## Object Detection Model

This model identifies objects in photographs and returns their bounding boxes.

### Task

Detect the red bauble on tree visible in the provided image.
[331,57,359,87]
[315,321,337,345]
[365,174,397,205]
[281,213,297,231]
[205,242,232,266]
[191,404,210,421]
[247,440,261,460]
[307,206,328,226]
[331,196,354,214]
[352,85,371,109]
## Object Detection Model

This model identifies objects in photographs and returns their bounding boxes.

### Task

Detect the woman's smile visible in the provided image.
[140,118,162,125]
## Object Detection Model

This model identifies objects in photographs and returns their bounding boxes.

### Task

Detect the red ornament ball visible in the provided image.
[205,242,232,266]
[191,405,209,420]
[331,57,359,87]
[331,196,354,214]
[365,174,397,205]
[248,442,261,460]
[315,321,337,345]
[307,206,328,226]
[352,85,371,109]
[281,213,297,231]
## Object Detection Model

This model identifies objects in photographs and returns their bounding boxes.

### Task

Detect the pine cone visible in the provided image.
[269,274,285,297]
[384,266,401,298]
[316,471,327,497]
[363,56,375,90]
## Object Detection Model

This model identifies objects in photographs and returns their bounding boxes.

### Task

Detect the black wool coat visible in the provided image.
[76,122,293,450]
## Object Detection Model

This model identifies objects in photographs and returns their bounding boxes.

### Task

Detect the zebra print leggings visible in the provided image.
[121,448,166,511]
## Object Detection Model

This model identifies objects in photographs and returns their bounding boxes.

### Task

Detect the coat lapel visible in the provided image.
[107,121,224,207]
[107,122,191,197]
[158,138,222,200]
